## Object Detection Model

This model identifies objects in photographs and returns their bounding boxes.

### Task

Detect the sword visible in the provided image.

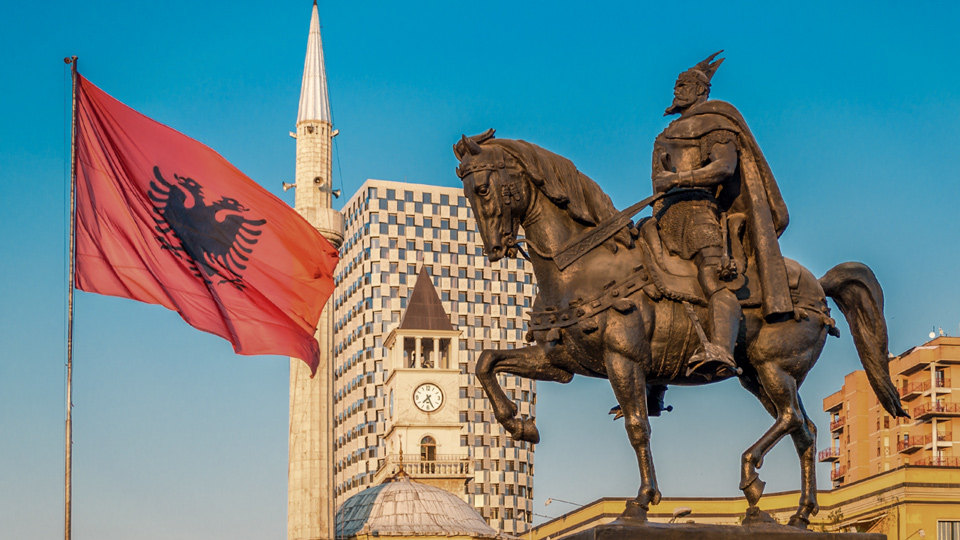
[553,191,666,270]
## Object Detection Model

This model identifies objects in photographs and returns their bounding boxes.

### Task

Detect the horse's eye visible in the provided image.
[477,185,490,196]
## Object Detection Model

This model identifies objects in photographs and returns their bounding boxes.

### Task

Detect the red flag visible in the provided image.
[74,75,338,374]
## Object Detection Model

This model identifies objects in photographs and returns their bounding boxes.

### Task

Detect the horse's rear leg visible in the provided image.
[739,373,818,528]
[475,345,572,443]
[606,351,660,521]
[739,364,811,508]
[787,398,818,528]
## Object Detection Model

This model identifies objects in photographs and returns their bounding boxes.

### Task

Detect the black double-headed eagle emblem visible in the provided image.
[149,166,266,290]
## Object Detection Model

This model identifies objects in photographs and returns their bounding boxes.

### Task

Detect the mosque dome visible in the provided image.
[335,474,503,540]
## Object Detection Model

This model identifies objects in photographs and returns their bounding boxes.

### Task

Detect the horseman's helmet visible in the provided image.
[676,50,725,91]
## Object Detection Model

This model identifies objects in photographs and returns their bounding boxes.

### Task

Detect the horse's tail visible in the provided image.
[820,262,908,418]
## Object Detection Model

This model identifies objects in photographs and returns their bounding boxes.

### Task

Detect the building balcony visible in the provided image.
[898,435,923,454]
[830,416,845,432]
[900,381,926,401]
[830,466,846,481]
[902,379,952,401]
[818,448,840,462]
[913,402,960,420]
[375,454,472,480]
[914,457,960,467]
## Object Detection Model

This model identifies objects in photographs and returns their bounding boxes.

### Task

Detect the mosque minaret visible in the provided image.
[288,2,343,540]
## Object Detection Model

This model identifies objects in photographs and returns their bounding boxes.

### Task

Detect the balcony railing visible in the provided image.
[900,381,926,400]
[914,402,960,419]
[901,379,952,401]
[830,466,846,480]
[830,416,845,432]
[914,457,960,467]
[898,432,951,454]
[376,454,472,478]
[898,435,923,453]
[818,448,840,462]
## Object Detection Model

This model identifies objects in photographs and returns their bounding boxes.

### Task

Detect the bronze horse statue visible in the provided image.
[453,130,907,528]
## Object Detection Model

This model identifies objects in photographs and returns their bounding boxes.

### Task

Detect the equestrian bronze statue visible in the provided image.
[452,52,908,530]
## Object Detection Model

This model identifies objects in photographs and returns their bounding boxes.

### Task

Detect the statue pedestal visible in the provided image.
[560,521,885,540]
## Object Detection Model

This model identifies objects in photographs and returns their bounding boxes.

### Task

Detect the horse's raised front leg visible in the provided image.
[606,350,660,522]
[475,345,573,443]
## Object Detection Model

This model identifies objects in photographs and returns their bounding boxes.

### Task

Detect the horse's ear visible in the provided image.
[462,134,482,155]
[453,142,464,160]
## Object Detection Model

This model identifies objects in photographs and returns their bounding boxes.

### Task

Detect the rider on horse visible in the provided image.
[651,51,793,376]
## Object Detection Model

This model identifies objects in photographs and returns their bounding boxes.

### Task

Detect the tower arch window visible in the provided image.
[420,435,437,473]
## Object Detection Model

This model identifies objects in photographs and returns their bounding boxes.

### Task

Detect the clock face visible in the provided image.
[413,383,443,412]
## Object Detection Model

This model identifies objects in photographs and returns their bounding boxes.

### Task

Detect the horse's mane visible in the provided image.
[486,139,619,228]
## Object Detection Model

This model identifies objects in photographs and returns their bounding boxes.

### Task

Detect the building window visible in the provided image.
[938,521,960,540]
[420,436,436,461]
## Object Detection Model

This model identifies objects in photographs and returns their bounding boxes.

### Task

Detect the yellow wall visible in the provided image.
[524,467,960,540]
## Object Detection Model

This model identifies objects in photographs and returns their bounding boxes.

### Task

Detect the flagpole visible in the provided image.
[63,54,78,540]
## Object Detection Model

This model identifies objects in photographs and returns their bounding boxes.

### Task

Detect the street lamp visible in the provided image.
[905,530,925,540]
[669,507,693,523]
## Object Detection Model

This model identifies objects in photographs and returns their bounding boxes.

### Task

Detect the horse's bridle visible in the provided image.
[457,145,531,261]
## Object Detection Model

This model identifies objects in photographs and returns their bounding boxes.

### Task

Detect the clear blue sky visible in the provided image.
[3,1,960,538]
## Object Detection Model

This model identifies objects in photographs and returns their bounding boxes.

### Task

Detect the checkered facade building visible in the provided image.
[332,179,538,533]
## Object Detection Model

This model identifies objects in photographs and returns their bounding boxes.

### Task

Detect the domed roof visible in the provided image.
[335,476,501,539]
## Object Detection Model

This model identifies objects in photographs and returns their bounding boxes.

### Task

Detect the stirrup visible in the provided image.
[686,343,741,378]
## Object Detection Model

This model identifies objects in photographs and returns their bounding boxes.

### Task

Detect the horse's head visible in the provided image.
[454,129,532,262]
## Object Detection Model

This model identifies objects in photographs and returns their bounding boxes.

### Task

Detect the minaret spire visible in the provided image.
[297,1,331,124]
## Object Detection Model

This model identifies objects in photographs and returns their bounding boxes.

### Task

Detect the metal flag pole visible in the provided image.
[63,54,78,540]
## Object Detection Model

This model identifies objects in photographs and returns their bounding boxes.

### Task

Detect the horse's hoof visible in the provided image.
[509,418,540,444]
[742,506,778,527]
[787,515,810,530]
[614,500,648,523]
[742,476,765,506]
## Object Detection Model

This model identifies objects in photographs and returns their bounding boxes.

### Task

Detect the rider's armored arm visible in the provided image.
[675,139,737,189]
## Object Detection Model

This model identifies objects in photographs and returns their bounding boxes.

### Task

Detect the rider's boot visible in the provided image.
[687,251,742,377]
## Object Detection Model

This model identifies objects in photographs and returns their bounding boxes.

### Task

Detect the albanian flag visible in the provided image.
[74,75,338,374]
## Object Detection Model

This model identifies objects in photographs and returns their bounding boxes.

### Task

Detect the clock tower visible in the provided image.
[375,267,471,498]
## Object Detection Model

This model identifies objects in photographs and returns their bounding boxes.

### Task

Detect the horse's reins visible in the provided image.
[458,145,667,268]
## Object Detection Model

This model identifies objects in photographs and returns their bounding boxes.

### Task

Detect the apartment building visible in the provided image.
[821,336,960,486]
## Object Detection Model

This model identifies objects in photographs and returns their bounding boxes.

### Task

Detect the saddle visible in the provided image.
[637,215,783,307]
[526,216,832,338]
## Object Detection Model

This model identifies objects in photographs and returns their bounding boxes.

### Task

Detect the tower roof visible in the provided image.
[297,1,331,124]
[398,267,454,332]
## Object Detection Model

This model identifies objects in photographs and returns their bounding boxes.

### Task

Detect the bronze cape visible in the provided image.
[658,100,791,317]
